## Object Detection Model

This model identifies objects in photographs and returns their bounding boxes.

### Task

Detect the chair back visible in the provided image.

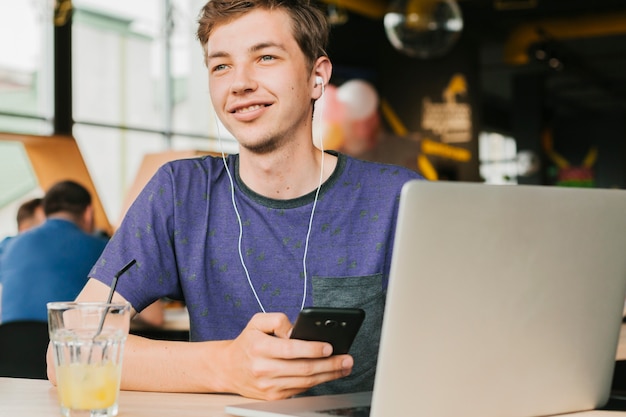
[0,320,49,379]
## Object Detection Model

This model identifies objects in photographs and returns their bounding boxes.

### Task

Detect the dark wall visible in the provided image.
[510,74,626,189]
[326,12,481,182]
[324,9,626,188]
[378,31,481,182]
[552,113,626,189]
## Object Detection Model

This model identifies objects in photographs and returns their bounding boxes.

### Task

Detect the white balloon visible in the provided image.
[336,80,379,120]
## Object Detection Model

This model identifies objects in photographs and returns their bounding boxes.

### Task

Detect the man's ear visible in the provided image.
[312,56,332,99]
[81,204,95,234]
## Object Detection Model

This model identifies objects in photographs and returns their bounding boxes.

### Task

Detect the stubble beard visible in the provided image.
[235,109,311,156]
[238,126,296,156]
[241,135,283,155]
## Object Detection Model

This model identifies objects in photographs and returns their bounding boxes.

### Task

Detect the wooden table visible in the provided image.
[5,377,626,417]
[6,322,626,416]
[0,377,256,417]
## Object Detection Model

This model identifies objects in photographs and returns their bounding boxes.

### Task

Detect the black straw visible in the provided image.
[106,259,137,303]
[96,259,137,337]
[88,259,136,363]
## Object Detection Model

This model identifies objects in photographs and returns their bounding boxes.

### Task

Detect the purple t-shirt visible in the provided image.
[90,151,422,394]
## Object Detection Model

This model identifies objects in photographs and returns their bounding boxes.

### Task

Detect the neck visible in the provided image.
[47,211,92,234]
[238,144,337,200]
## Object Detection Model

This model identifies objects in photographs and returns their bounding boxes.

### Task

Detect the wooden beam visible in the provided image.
[505,11,626,65]
[0,133,112,236]
[319,0,388,19]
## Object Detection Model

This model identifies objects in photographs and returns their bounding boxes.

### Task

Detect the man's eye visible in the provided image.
[213,64,228,72]
[261,55,275,62]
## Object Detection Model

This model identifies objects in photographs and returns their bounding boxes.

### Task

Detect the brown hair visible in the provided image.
[196,0,329,71]
[43,180,92,220]
[16,198,43,228]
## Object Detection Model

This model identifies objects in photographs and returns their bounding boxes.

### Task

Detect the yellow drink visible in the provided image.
[48,302,130,416]
[57,362,121,410]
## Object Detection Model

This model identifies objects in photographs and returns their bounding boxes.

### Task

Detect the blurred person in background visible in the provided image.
[0,197,45,258]
[0,197,45,322]
[15,197,46,233]
[0,180,107,324]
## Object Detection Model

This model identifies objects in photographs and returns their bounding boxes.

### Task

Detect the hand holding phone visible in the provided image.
[290,307,365,355]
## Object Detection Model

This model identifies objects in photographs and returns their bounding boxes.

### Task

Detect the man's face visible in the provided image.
[206,9,315,154]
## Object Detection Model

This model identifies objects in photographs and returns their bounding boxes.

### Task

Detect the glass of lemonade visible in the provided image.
[47,301,131,417]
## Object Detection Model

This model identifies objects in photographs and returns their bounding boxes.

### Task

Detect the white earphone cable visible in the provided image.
[217,121,267,312]
[301,80,326,310]
[217,76,326,314]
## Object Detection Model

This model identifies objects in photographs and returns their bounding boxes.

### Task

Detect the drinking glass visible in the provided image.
[47,301,131,417]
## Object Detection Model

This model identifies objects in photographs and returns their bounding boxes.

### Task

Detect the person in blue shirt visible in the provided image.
[0,180,108,323]
[0,197,45,259]
[0,197,45,322]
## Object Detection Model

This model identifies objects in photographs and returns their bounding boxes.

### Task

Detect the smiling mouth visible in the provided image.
[232,104,269,114]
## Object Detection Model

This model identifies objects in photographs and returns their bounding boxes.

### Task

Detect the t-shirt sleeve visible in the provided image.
[89,163,182,312]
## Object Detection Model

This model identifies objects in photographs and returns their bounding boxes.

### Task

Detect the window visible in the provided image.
[0,1,53,135]
[479,131,518,184]
[0,0,237,237]
[0,142,41,236]
[71,0,233,224]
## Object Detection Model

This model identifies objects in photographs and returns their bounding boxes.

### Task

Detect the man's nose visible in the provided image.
[230,67,257,94]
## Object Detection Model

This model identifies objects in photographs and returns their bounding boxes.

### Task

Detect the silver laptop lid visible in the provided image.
[372,181,626,417]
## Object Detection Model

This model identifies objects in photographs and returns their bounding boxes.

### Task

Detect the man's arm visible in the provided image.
[47,278,354,400]
[132,299,165,327]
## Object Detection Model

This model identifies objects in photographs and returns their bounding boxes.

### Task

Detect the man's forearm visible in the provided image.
[119,335,230,393]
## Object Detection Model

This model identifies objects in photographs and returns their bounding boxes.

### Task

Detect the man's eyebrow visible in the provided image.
[206,50,229,62]
[249,41,287,53]
[206,42,288,63]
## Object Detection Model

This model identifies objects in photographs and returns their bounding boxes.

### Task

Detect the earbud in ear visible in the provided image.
[315,76,323,86]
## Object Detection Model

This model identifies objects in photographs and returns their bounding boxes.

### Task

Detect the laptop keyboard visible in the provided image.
[317,406,371,416]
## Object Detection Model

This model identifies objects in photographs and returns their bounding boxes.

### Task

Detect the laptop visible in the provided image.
[226,180,626,417]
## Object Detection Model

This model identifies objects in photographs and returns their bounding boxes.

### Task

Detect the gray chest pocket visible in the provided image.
[309,274,385,395]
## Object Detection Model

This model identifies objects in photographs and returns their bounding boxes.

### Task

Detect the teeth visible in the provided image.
[237,104,263,113]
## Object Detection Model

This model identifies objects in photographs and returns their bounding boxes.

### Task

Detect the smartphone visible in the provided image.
[290,307,365,355]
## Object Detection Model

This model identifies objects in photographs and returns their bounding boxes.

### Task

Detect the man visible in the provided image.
[48,0,422,400]
[0,197,45,322]
[0,197,45,258]
[16,197,46,233]
[0,181,107,323]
